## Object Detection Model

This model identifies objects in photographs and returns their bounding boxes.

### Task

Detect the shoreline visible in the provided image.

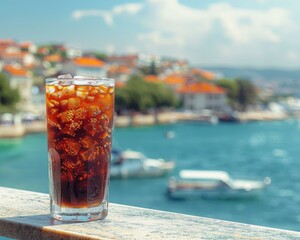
[0,121,47,138]
[0,110,291,139]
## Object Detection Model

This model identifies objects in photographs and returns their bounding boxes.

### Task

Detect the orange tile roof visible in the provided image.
[19,42,32,48]
[108,54,138,61]
[144,75,161,83]
[164,74,186,86]
[192,68,215,80]
[3,65,30,77]
[37,47,49,54]
[115,81,126,88]
[177,82,225,95]
[108,65,130,74]
[0,39,16,46]
[0,51,27,59]
[73,57,105,68]
[43,54,62,63]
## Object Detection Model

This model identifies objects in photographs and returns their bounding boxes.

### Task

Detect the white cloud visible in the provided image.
[72,10,113,26]
[134,0,296,66]
[137,32,185,47]
[72,0,298,67]
[72,3,143,26]
[112,3,143,15]
[142,1,293,45]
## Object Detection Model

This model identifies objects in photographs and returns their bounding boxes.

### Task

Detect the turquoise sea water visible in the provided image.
[1,120,300,232]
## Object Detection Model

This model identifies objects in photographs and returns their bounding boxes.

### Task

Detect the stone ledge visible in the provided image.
[1,187,300,240]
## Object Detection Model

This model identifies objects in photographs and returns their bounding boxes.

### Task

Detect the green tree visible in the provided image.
[236,78,257,111]
[149,60,157,75]
[216,79,239,107]
[115,88,130,114]
[93,52,108,61]
[115,75,178,113]
[0,73,20,112]
[216,78,257,111]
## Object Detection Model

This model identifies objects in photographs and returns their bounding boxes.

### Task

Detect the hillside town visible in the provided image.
[0,38,294,137]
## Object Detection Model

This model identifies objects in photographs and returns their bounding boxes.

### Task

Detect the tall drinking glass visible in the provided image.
[45,76,115,221]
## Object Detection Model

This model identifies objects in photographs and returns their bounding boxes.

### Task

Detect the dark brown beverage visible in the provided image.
[46,77,114,220]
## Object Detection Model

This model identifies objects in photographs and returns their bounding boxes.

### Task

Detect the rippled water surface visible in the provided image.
[1,120,300,231]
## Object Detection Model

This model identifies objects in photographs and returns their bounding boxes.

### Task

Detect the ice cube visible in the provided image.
[89,89,99,96]
[56,138,81,156]
[108,87,114,94]
[74,76,86,79]
[47,86,56,94]
[67,97,81,109]
[88,105,102,117]
[57,110,75,123]
[58,74,73,79]
[98,86,108,94]
[61,121,82,136]
[76,90,89,100]
[61,85,76,97]
[79,144,100,161]
[61,99,68,106]
[74,75,97,79]
[47,118,62,130]
[83,118,99,136]
[86,96,95,102]
[77,86,91,92]
[81,135,95,149]
[74,108,88,120]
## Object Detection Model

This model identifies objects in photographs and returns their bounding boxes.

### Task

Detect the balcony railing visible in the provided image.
[1,186,300,239]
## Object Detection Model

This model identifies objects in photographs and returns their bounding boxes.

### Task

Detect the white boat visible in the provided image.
[110,149,175,179]
[167,170,271,199]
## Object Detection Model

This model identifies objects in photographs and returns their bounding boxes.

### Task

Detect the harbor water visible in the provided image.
[1,120,300,231]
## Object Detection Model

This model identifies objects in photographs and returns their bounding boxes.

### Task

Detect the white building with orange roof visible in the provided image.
[163,73,187,90]
[63,57,107,78]
[144,75,162,83]
[0,39,19,54]
[177,82,227,112]
[43,54,63,71]
[107,64,132,82]
[107,54,139,68]
[19,42,37,54]
[2,64,33,110]
[191,68,216,81]
[0,51,36,67]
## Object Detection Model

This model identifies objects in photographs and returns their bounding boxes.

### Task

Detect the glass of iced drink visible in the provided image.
[45,75,115,221]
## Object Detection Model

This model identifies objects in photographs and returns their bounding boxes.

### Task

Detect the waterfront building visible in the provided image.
[107,64,132,83]
[2,64,33,111]
[0,51,36,68]
[0,39,19,54]
[43,54,63,71]
[62,57,107,78]
[177,82,227,112]
[19,42,37,54]
[107,54,139,68]
[163,73,187,91]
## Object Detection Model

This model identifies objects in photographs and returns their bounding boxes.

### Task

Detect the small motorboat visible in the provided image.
[167,170,271,200]
[110,149,175,179]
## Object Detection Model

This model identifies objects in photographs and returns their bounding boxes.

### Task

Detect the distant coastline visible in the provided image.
[0,110,290,139]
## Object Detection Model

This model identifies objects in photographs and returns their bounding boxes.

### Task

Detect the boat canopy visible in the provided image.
[121,150,145,160]
[179,170,230,182]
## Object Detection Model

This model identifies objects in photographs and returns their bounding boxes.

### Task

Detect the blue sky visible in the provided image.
[1,0,300,68]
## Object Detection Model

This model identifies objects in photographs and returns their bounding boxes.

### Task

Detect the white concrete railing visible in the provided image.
[1,187,300,240]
